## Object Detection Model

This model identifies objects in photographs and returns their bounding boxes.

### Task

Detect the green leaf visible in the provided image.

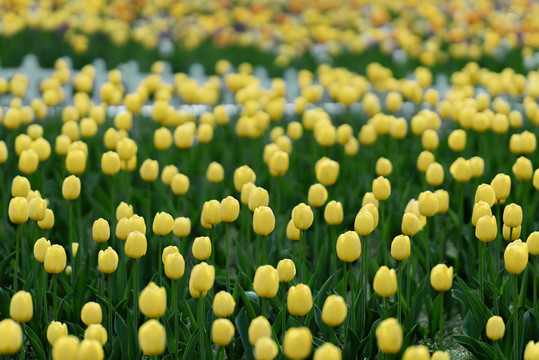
[234,308,254,360]
[452,334,494,360]
[114,315,129,359]
[236,281,258,320]
[181,330,199,360]
[24,324,46,360]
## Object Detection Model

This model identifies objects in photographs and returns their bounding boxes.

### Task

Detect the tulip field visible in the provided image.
[2,1,539,360]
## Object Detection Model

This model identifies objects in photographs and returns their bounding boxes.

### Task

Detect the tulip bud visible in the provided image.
[486,315,505,341]
[190,262,215,294]
[417,151,435,172]
[375,157,393,177]
[164,253,185,280]
[11,176,30,198]
[253,265,279,298]
[450,157,472,182]
[101,151,121,176]
[116,202,133,221]
[503,203,523,228]
[248,187,269,211]
[248,316,271,345]
[375,318,402,354]
[491,174,511,202]
[524,341,539,360]
[402,345,430,360]
[255,337,278,360]
[192,236,212,261]
[202,200,222,227]
[432,350,450,360]
[527,232,539,256]
[44,245,67,274]
[372,176,391,201]
[430,264,453,291]
[116,138,137,161]
[62,175,81,200]
[476,216,497,243]
[277,259,296,283]
[204,162,224,183]
[422,129,439,150]
[47,321,68,346]
[0,319,22,355]
[336,231,361,262]
[127,214,146,235]
[401,213,419,236]
[115,218,128,240]
[34,237,51,263]
[472,201,492,226]
[470,156,484,178]
[98,247,118,274]
[139,282,167,318]
[66,149,87,174]
[0,141,7,165]
[153,212,173,236]
[418,191,438,217]
[78,339,104,360]
[84,324,107,347]
[9,197,28,224]
[307,184,328,208]
[162,165,179,186]
[283,327,312,360]
[391,235,410,261]
[140,159,159,182]
[81,302,102,325]
[221,196,240,223]
[324,201,343,225]
[361,203,379,228]
[448,129,466,152]
[173,217,191,237]
[315,157,339,186]
[28,197,46,221]
[426,163,444,186]
[10,291,33,323]
[92,218,110,243]
[138,319,166,356]
[269,151,289,177]
[373,266,397,297]
[19,148,39,174]
[354,210,374,236]
[286,219,300,241]
[313,343,341,360]
[125,231,147,259]
[287,284,313,316]
[434,189,449,214]
[253,206,275,236]
[213,291,236,317]
[292,203,314,230]
[211,318,235,346]
[52,335,79,360]
[504,240,528,274]
[512,156,533,181]
[234,165,256,192]
[38,209,55,230]
[321,295,347,327]
[475,184,496,207]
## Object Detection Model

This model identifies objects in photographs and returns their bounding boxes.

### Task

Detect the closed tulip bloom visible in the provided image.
[402,345,430,360]
[34,237,51,263]
[248,187,270,211]
[192,236,212,261]
[449,157,472,183]
[0,319,22,355]
[401,213,419,236]
[475,184,496,207]
[47,321,68,345]
[66,149,86,174]
[11,176,30,198]
[391,235,411,261]
[315,157,339,186]
[161,165,179,186]
[0,141,7,165]
[418,191,438,217]
[116,138,137,161]
[503,203,523,228]
[504,240,528,274]
[62,175,81,200]
[321,295,347,327]
[101,151,121,176]
[534,170,539,190]
[324,201,343,225]
[81,302,102,325]
[140,159,159,182]
[491,174,511,202]
[10,291,33,323]
[19,148,39,174]
[72,243,79,258]
[503,224,521,241]
[211,319,235,346]
[434,190,449,214]
[476,216,497,242]
[115,218,128,240]
[417,151,435,172]
[125,231,147,259]
[139,282,167,318]
[138,320,166,356]
[430,264,453,291]
[161,246,178,264]
[284,327,312,360]
[512,156,533,181]
[213,291,236,317]
[116,202,133,221]
[202,200,222,226]
[524,341,539,360]
[9,197,28,224]
[52,335,79,360]
[221,196,240,222]
[376,318,403,354]
[127,215,146,235]
[353,210,374,236]
[336,231,361,262]
[241,182,256,205]
[98,247,118,274]
[253,265,279,298]
[248,316,271,345]
[253,206,275,236]
[486,316,505,341]
[375,157,393,176]
[269,151,289,177]
[313,343,341,360]
[92,218,110,243]
[153,212,174,235]
[173,217,191,237]
[373,266,397,297]
[164,253,185,280]
[431,351,450,360]
[170,174,189,195]
[255,337,278,360]
[288,284,313,316]
[38,208,55,230]
[206,162,225,183]
[277,259,296,282]
[44,245,67,274]
[28,197,46,221]
[292,203,314,230]
[448,129,466,152]
[426,163,444,186]
[286,219,300,241]
[191,262,215,293]
[361,203,379,228]
[234,165,256,192]
[307,184,328,208]
[527,232,539,256]
[78,339,103,360]
[372,176,391,201]
[469,156,484,178]
[472,201,492,226]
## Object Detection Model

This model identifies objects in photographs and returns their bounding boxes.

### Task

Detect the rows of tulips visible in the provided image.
[0,58,538,360]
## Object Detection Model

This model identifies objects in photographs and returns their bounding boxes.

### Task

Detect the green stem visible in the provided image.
[534,256,537,316]
[198,297,205,360]
[225,224,230,293]
[331,226,336,275]
[301,231,306,283]
[281,284,287,340]
[262,298,267,318]
[53,275,58,320]
[158,236,162,285]
[496,203,501,274]
[513,275,519,360]
[397,261,402,323]
[100,272,104,300]
[425,220,430,277]
[439,292,444,350]
[173,279,178,360]
[486,242,499,314]
[480,241,484,302]
[363,234,369,327]
[209,227,215,265]
[216,346,224,360]
[14,225,20,290]
[69,200,74,288]
[20,324,24,360]
[349,262,355,329]
[42,267,48,323]
[109,175,115,218]
[108,275,113,348]
[133,259,138,325]
[342,261,348,300]
[407,256,412,315]
[262,236,267,265]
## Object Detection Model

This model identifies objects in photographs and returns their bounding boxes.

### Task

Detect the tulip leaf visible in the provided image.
[455,276,493,323]
[313,304,337,343]
[452,334,494,360]
[234,308,254,360]
[314,273,337,308]
[24,324,46,360]
[0,286,10,318]
[181,329,199,360]
[114,314,130,359]
[462,311,481,339]
[236,282,257,320]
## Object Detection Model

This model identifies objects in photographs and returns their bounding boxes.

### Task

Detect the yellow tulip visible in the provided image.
[253,206,275,236]
[254,337,278,360]
[503,203,523,228]
[283,327,312,360]
[287,284,313,316]
[211,318,235,346]
[62,175,81,200]
[139,282,167,318]
[47,321,68,346]
[92,218,110,243]
[153,212,174,236]
[190,262,215,294]
[307,184,328,208]
[504,240,528,274]
[81,302,102,325]
[248,316,271,346]
[84,324,108,346]
[173,217,191,237]
[292,203,314,230]
[10,291,33,323]
[336,231,361,262]
[324,201,343,225]
[277,259,296,283]
[253,265,279,298]
[486,316,505,341]
[98,247,118,274]
[44,245,67,274]
[221,196,240,222]
[402,345,430,360]
[138,320,166,356]
[125,231,147,259]
[213,291,236,318]
[373,266,397,297]
[321,295,347,327]
[430,264,453,291]
[78,339,104,360]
